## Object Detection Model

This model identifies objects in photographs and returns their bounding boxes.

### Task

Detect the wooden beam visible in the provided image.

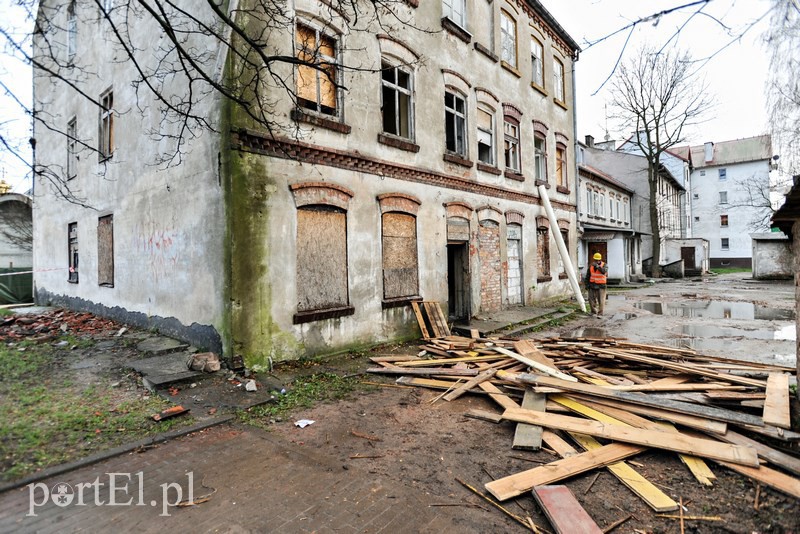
[366,367,479,377]
[512,388,545,450]
[763,373,791,429]
[443,369,497,401]
[493,347,578,382]
[486,442,646,501]
[500,408,760,467]
[515,374,764,427]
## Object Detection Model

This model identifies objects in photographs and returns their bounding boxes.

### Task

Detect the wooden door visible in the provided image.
[681,247,696,269]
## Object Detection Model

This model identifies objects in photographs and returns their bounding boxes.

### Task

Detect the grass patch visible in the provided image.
[0,341,191,482]
[238,372,366,429]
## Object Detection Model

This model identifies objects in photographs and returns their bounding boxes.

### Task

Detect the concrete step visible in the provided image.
[128,351,204,391]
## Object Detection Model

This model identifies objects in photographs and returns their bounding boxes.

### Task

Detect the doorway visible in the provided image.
[588,242,607,264]
[681,247,696,270]
[447,243,470,320]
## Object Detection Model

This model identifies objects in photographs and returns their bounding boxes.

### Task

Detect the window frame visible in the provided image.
[68,222,78,283]
[98,89,114,160]
[719,191,728,204]
[442,0,467,28]
[719,168,727,180]
[444,90,468,157]
[381,59,414,140]
[295,22,340,117]
[555,144,567,189]
[721,237,730,250]
[720,214,729,227]
[503,117,520,173]
[97,214,114,288]
[500,10,517,68]
[67,1,77,62]
[530,36,544,88]
[534,134,547,183]
[553,57,565,103]
[476,105,495,166]
[67,117,77,180]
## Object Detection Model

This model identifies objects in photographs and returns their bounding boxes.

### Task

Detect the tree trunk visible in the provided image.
[648,166,662,278]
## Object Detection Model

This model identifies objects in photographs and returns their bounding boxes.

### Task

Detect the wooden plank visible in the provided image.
[366,367,479,377]
[423,302,442,337]
[493,347,578,382]
[486,442,646,501]
[532,485,603,534]
[571,394,728,435]
[444,369,497,401]
[513,340,558,368]
[711,429,800,477]
[410,301,431,339]
[516,373,764,427]
[569,433,679,512]
[396,376,465,390]
[763,373,791,429]
[501,408,760,467]
[512,388,545,450]
[553,395,716,488]
[464,409,503,423]
[396,354,503,367]
[713,460,800,500]
[433,302,451,336]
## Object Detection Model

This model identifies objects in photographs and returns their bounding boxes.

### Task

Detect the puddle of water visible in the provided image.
[607,294,627,301]
[567,327,609,338]
[633,301,795,321]
[610,313,636,320]
[680,324,797,341]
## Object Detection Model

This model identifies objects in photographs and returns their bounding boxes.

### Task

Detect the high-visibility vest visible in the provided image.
[589,263,607,285]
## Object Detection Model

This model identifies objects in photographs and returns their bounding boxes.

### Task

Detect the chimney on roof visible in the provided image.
[704,142,714,163]
[585,135,595,148]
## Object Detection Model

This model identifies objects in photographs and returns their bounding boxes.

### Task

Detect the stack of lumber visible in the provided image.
[367,333,800,522]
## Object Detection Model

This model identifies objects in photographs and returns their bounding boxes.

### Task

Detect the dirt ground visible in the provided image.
[3,272,799,532]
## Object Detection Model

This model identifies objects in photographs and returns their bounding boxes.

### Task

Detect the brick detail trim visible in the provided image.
[444,202,474,220]
[477,206,502,223]
[444,152,474,168]
[505,210,524,225]
[503,103,523,122]
[556,218,570,231]
[290,182,354,209]
[556,185,570,194]
[533,120,549,136]
[477,162,502,175]
[377,193,421,215]
[231,129,576,211]
[475,87,500,107]
[536,216,550,229]
[504,170,525,182]
[555,132,569,145]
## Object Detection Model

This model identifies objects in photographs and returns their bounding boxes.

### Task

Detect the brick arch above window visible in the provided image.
[555,132,569,146]
[505,210,524,226]
[377,34,420,64]
[557,219,570,231]
[533,120,549,137]
[536,215,550,230]
[477,206,502,224]
[290,182,354,210]
[377,193,421,215]
[444,201,474,220]
[475,87,500,108]
[502,103,523,123]
[442,69,471,95]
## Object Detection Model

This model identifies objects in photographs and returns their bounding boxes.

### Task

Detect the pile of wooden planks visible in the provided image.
[367,333,800,528]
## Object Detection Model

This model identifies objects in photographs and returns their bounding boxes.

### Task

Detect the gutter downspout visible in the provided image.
[572,53,581,270]
[539,184,586,313]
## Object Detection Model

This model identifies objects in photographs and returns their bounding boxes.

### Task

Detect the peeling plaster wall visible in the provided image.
[751,236,793,279]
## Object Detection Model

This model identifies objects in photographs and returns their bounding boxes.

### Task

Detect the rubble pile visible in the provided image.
[0,309,122,341]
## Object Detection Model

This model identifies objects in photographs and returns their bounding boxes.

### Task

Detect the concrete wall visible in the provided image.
[751,234,793,279]
[32,1,226,352]
[663,238,708,272]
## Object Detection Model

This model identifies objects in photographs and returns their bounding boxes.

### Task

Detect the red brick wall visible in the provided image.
[479,221,502,312]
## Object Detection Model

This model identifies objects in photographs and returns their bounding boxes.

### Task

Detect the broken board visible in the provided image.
[532,485,603,534]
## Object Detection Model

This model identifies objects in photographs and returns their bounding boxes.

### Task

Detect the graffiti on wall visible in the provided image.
[133,222,186,283]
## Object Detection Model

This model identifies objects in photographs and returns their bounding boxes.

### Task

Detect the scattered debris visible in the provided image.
[245,379,257,392]
[188,352,221,373]
[151,405,189,422]
[294,419,315,428]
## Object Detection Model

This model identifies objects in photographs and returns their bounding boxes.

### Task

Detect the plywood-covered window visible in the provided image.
[555,144,567,189]
[537,226,550,281]
[295,205,350,319]
[97,215,114,287]
[296,23,338,116]
[382,212,419,300]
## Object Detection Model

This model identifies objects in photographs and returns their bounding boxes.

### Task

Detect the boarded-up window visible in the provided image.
[537,228,550,279]
[296,206,348,312]
[98,215,114,287]
[296,24,338,116]
[68,222,78,283]
[382,212,418,299]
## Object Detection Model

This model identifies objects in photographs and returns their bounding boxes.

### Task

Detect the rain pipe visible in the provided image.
[538,184,586,313]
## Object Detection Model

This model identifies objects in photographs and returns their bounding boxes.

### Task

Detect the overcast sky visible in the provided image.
[539,0,773,148]
[0,0,775,193]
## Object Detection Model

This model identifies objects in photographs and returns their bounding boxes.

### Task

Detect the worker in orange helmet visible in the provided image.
[584,252,608,317]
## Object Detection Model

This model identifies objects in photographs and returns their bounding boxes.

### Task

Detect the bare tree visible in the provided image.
[0,196,32,251]
[609,45,711,277]
[723,172,795,231]
[2,0,428,206]
[765,0,800,176]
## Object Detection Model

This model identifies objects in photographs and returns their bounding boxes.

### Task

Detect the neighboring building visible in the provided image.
[750,232,793,280]
[673,135,775,269]
[0,191,33,303]
[579,138,687,277]
[576,157,640,284]
[32,1,580,368]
